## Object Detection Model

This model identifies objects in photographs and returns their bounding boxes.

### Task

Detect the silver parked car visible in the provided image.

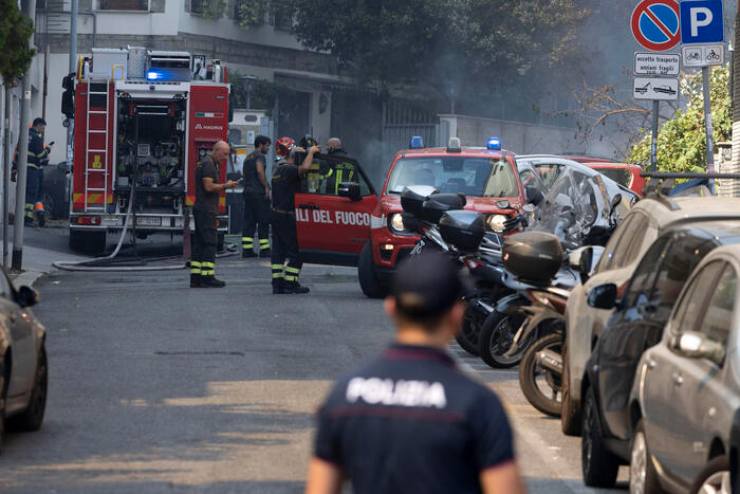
[561,196,740,436]
[0,268,48,452]
[630,244,740,494]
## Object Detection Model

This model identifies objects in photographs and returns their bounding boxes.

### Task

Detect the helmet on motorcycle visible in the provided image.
[275,137,295,158]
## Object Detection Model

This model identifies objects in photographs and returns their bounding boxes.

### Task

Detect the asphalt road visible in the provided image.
[0,235,627,493]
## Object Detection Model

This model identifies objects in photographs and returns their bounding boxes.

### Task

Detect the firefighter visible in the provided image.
[191,140,238,288]
[324,137,356,195]
[24,118,52,227]
[241,135,272,258]
[306,252,526,494]
[271,137,319,295]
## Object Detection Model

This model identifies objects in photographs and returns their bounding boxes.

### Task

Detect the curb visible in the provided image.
[9,270,45,289]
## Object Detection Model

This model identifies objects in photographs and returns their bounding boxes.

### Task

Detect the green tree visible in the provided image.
[0,0,35,85]
[241,0,585,90]
[629,66,731,172]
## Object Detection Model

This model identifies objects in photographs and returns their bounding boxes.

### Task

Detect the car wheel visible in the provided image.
[0,357,7,456]
[561,344,581,436]
[358,242,387,299]
[582,386,619,487]
[630,420,663,494]
[478,311,530,369]
[689,455,730,494]
[455,305,481,356]
[8,346,47,432]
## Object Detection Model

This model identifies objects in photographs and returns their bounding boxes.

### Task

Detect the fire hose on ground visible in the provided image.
[52,187,238,272]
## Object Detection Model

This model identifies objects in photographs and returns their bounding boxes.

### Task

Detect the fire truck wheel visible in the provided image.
[69,230,107,255]
[358,242,388,299]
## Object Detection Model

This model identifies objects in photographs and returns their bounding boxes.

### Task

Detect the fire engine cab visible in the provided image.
[67,47,230,254]
[292,137,528,298]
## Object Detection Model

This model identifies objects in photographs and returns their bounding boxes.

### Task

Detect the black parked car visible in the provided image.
[579,220,740,487]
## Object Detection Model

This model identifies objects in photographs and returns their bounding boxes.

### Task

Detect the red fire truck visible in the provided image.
[68,48,230,254]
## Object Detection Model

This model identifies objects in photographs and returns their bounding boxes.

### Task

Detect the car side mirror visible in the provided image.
[526,186,544,206]
[15,285,39,308]
[587,283,618,310]
[338,182,362,202]
[673,331,725,365]
[569,246,594,279]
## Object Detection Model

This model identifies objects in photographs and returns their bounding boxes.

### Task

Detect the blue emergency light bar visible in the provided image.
[486,137,502,151]
[409,136,425,149]
[146,68,191,82]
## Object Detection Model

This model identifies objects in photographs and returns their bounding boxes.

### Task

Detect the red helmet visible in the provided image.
[275,137,295,158]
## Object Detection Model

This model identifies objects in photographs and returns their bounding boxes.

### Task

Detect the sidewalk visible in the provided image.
[4,241,87,288]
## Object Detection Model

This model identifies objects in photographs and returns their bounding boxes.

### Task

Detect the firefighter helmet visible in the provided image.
[275,137,295,158]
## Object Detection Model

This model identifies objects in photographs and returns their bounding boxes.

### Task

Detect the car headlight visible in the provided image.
[389,213,406,233]
[486,214,508,233]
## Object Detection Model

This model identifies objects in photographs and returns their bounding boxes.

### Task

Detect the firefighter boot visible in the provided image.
[272,279,286,295]
[201,276,226,288]
[283,281,310,295]
[259,238,271,258]
[242,237,256,258]
[190,274,203,288]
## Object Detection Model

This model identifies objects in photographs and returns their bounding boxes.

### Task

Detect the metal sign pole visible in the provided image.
[702,66,716,193]
[651,100,659,171]
[2,89,11,268]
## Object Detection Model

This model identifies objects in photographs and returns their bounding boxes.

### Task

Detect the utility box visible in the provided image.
[91,48,128,80]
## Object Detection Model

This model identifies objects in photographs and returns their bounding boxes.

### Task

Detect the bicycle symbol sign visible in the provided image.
[631,0,681,51]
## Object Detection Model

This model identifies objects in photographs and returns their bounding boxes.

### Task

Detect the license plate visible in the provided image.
[136,217,162,226]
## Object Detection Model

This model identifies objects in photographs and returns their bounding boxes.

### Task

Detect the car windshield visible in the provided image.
[386,157,519,197]
[594,167,632,187]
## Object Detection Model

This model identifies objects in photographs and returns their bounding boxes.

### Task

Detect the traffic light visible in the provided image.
[61,73,75,119]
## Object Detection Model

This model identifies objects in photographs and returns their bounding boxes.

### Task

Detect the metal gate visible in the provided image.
[381,99,439,170]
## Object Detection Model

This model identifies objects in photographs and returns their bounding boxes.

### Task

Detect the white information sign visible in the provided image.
[633,77,679,101]
[682,44,725,67]
[634,53,680,76]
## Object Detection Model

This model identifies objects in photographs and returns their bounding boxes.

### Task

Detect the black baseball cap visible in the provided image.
[392,252,467,319]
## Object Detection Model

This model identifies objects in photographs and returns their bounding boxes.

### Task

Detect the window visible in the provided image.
[596,214,634,272]
[671,262,724,336]
[533,163,563,189]
[622,235,671,308]
[596,167,632,188]
[386,157,519,198]
[303,158,371,197]
[98,0,149,10]
[698,266,737,347]
[650,234,717,320]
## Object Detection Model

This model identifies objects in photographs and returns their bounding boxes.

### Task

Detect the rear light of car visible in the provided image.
[72,216,102,225]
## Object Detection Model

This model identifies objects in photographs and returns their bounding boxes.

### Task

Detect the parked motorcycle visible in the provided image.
[478,166,628,370]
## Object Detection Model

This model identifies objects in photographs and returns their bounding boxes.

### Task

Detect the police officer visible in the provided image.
[306,252,526,494]
[241,135,272,258]
[191,140,237,288]
[271,137,319,295]
[25,118,52,226]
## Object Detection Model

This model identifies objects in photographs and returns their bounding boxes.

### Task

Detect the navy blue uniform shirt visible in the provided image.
[314,343,514,494]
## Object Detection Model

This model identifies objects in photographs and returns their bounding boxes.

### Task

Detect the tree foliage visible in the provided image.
[0,0,35,86]
[629,67,731,172]
[235,0,585,89]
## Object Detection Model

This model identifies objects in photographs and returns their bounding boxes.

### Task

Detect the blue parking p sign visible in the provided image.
[680,0,724,44]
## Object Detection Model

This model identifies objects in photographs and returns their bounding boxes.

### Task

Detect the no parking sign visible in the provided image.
[631,0,681,51]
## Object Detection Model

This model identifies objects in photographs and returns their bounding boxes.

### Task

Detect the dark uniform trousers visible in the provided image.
[271,210,302,286]
[191,209,218,279]
[25,166,43,221]
[242,192,271,253]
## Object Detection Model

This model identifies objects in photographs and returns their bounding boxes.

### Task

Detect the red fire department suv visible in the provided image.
[293,138,528,298]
